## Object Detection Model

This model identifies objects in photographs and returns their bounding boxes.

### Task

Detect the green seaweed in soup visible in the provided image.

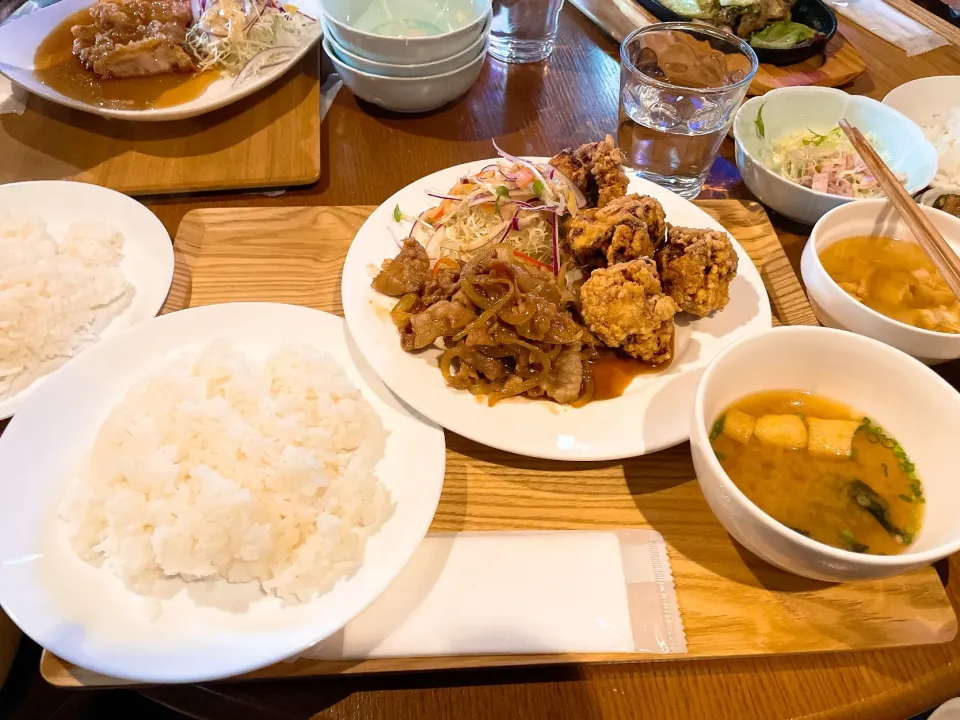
[709,390,924,555]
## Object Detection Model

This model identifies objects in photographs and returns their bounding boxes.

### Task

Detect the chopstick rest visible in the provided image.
[298,530,686,660]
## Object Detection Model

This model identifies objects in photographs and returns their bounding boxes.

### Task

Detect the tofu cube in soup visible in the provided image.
[807,418,861,458]
[754,414,807,450]
[722,409,756,444]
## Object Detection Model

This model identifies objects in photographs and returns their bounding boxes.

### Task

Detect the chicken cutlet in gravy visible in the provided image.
[33,2,218,110]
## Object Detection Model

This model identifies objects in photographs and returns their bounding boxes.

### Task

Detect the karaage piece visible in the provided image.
[579,258,679,363]
[564,194,666,268]
[550,135,629,209]
[655,226,739,317]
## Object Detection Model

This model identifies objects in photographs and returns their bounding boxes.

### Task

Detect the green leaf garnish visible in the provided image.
[710,415,726,443]
[755,103,766,139]
[532,179,545,197]
[393,204,403,223]
[495,185,510,211]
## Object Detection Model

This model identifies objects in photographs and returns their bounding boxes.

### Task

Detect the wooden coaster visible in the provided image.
[38,201,956,688]
[0,46,321,195]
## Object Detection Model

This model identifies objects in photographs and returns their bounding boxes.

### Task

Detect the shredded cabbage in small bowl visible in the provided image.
[763,126,905,198]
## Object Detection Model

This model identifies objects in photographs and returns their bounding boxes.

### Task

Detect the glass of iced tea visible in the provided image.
[619,23,758,199]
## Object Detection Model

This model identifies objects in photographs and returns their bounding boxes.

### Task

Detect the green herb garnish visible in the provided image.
[494,185,510,211]
[715,451,726,461]
[532,178,545,197]
[393,204,403,223]
[710,415,726,443]
[755,103,766,139]
[898,494,914,503]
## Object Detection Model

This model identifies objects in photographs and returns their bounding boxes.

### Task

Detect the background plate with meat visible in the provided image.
[0,0,321,121]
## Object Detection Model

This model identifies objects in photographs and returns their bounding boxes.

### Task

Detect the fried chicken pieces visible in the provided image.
[656,226,739,317]
[574,201,740,363]
[550,135,629,209]
[580,258,679,364]
[565,194,666,268]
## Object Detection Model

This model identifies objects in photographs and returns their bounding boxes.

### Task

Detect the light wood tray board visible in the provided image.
[570,0,866,95]
[41,201,957,688]
[0,48,321,195]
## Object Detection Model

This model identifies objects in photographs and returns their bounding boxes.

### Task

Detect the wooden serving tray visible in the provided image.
[40,201,957,688]
[569,0,866,96]
[0,47,321,195]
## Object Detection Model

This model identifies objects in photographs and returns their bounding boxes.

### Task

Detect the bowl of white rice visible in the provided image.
[0,181,174,419]
[884,76,960,191]
[0,303,445,683]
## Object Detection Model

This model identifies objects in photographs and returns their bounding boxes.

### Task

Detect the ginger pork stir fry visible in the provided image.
[372,138,741,406]
[374,240,592,406]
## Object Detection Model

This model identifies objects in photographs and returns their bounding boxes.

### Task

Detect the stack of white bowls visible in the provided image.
[322,0,492,113]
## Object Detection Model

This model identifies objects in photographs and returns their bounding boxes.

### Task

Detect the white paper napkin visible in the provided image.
[298,529,686,661]
[824,0,948,56]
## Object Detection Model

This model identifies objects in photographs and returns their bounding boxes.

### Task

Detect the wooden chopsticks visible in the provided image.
[838,118,960,302]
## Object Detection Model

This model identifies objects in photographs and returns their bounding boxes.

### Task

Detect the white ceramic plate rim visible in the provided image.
[733,87,937,199]
[0,302,446,683]
[342,158,773,461]
[0,180,174,420]
[0,0,322,121]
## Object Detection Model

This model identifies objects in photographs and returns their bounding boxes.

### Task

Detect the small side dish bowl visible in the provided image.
[801,199,960,364]
[322,14,489,78]
[733,87,938,225]
[884,75,960,192]
[324,34,487,113]
[691,326,960,582]
[322,0,490,65]
[633,0,836,66]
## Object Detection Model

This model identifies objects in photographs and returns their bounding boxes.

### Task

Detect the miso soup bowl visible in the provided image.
[802,200,960,364]
[690,326,960,582]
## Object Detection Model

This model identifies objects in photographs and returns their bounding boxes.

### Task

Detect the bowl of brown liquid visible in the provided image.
[691,325,960,582]
[802,200,960,364]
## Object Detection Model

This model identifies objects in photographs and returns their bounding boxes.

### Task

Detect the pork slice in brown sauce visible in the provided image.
[399,298,476,351]
[372,239,430,297]
[540,346,584,404]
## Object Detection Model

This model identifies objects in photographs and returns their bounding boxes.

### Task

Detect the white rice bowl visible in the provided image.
[64,341,393,604]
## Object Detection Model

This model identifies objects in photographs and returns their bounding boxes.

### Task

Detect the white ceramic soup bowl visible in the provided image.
[733,87,937,226]
[324,34,487,113]
[802,200,960,364]
[322,0,490,65]
[323,14,489,78]
[691,326,960,582]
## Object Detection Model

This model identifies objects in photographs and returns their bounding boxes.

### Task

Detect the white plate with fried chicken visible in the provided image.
[0,0,320,120]
[342,138,773,460]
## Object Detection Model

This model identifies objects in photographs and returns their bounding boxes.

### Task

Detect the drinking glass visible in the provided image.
[618,23,758,199]
[489,0,565,63]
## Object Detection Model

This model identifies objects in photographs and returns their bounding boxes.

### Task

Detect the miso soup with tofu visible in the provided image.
[709,390,924,555]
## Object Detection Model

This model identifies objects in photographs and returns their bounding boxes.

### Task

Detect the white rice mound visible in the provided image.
[923,107,960,189]
[64,342,392,603]
[0,213,134,401]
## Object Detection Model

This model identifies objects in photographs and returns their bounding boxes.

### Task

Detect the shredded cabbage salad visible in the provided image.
[392,142,587,273]
[185,0,319,78]
[762,126,905,199]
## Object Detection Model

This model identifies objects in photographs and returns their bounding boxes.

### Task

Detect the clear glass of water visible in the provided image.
[489,0,566,63]
[618,23,758,199]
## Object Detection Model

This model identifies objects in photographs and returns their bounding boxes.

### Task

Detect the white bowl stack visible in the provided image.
[322,0,492,113]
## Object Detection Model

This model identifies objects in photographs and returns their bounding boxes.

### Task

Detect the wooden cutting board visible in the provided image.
[40,201,957,688]
[0,46,321,195]
[569,0,866,95]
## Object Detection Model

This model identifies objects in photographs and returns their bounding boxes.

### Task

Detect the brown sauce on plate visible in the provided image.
[32,8,219,111]
[589,351,669,402]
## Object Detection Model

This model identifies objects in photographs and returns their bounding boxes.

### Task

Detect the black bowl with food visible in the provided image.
[635,0,837,66]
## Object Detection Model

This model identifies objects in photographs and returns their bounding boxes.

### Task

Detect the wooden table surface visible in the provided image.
[13,4,960,719]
